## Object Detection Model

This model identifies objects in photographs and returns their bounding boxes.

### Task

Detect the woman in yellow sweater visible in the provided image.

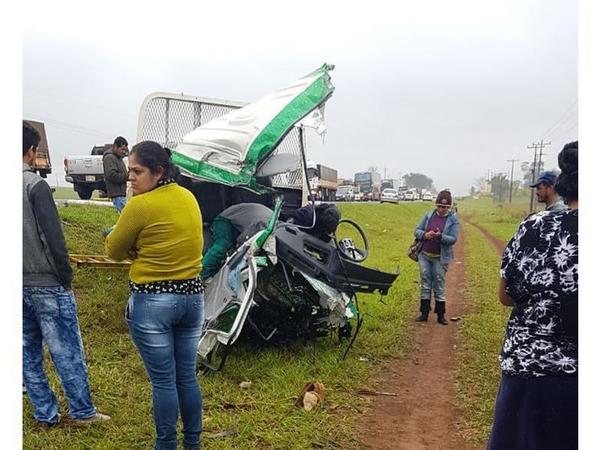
[105,141,203,450]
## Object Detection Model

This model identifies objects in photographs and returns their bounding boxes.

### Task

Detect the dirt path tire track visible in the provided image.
[357,229,478,450]
[464,219,507,256]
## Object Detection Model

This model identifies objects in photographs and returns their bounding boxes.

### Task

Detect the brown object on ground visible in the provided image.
[295,381,326,409]
[357,231,480,450]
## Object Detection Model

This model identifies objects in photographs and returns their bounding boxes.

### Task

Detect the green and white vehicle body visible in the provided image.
[171,64,335,194]
[136,65,398,371]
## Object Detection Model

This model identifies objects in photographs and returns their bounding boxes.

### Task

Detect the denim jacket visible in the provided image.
[414,210,460,265]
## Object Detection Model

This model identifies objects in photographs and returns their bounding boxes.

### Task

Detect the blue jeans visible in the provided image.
[112,196,127,214]
[127,292,204,450]
[23,286,97,424]
[418,253,448,302]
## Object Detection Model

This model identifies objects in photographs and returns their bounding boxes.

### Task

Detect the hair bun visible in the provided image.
[558,141,578,176]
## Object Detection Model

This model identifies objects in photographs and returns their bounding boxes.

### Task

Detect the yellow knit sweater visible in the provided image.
[105,183,203,284]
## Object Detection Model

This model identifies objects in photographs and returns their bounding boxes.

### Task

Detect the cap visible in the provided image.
[529,171,558,188]
[435,190,452,206]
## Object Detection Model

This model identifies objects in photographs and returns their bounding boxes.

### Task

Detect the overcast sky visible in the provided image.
[22,0,577,196]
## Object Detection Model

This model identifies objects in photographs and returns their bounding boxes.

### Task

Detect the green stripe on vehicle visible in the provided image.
[241,68,333,178]
[171,151,269,194]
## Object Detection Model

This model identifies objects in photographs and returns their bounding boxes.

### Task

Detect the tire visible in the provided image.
[75,185,93,200]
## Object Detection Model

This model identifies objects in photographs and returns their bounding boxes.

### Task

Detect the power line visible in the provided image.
[539,99,578,139]
[24,113,115,140]
[547,121,578,143]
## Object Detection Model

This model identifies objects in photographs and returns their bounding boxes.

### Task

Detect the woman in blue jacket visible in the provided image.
[413,190,460,324]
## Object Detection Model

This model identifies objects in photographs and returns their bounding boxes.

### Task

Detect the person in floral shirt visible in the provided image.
[488,141,578,450]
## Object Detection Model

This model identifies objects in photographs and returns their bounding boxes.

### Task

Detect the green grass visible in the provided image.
[23,202,432,449]
[454,221,513,443]
[53,186,111,201]
[459,196,530,243]
[52,186,80,200]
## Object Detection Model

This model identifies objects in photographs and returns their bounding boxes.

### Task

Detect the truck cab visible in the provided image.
[26,120,52,178]
[335,185,355,201]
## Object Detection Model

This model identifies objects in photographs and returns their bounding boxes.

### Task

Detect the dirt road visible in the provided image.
[466,221,507,255]
[357,231,480,450]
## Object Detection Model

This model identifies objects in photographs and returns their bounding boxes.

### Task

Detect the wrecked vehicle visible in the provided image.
[135,64,399,371]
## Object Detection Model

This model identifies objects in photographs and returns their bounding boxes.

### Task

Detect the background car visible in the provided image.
[422,192,433,201]
[380,188,399,204]
[335,185,355,201]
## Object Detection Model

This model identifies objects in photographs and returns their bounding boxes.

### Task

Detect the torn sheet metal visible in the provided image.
[171,64,335,192]
[299,272,353,327]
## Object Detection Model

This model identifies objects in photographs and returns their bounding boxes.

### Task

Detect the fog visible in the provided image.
[23,0,577,196]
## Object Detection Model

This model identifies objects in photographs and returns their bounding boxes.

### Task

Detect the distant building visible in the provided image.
[479,180,492,195]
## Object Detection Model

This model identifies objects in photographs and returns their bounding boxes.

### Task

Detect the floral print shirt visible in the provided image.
[499,209,578,377]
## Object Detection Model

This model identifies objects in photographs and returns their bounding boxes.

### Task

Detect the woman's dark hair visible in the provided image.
[130,140,179,181]
[23,121,40,156]
[555,140,578,203]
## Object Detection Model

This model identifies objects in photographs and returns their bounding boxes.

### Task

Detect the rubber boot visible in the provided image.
[415,299,431,322]
[435,301,448,325]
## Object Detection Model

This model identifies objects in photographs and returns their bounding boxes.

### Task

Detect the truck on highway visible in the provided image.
[335,185,355,201]
[26,120,52,178]
[307,161,338,201]
[64,144,115,199]
[354,171,382,201]
[381,178,400,191]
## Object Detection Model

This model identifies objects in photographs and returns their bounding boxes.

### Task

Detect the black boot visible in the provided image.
[415,299,431,322]
[435,301,448,325]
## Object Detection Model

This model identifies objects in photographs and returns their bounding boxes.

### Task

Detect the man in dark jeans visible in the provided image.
[22,121,110,427]
[103,136,129,213]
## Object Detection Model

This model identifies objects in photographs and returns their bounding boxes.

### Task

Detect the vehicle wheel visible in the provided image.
[76,187,93,200]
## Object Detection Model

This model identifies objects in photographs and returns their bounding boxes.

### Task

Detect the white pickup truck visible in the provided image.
[64,144,118,199]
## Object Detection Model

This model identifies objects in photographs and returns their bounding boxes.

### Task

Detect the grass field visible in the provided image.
[52,186,109,201]
[453,197,525,443]
[23,197,531,448]
[460,196,531,242]
[455,222,511,442]
[23,202,432,449]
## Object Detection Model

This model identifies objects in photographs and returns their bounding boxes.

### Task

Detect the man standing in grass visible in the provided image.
[103,136,129,213]
[22,120,110,427]
[530,171,568,212]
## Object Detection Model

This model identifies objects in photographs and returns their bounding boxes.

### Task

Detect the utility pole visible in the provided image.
[507,159,519,203]
[497,173,507,203]
[526,140,551,213]
[527,143,538,212]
